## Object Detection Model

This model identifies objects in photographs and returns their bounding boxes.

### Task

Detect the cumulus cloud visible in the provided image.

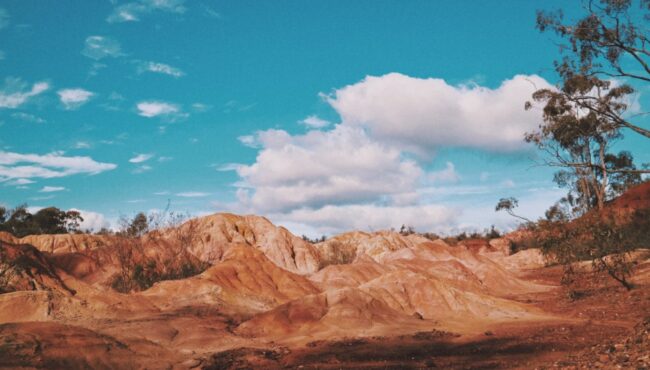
[272,203,460,237]
[235,125,422,213]
[0,151,117,180]
[138,61,184,78]
[129,153,153,163]
[107,0,186,23]
[58,88,94,110]
[326,73,550,154]
[136,100,182,118]
[299,115,330,129]
[228,73,554,235]
[39,186,66,193]
[81,36,123,60]
[0,78,49,109]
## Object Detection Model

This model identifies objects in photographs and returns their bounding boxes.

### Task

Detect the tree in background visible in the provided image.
[0,205,84,238]
[536,0,650,139]
[495,197,533,223]
[527,0,650,217]
[507,1,650,291]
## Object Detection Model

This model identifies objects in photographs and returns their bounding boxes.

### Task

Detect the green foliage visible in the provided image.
[111,257,210,293]
[534,209,650,290]
[0,205,84,237]
[301,235,327,243]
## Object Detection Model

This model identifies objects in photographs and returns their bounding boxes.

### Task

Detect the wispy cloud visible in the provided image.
[11,112,46,124]
[58,88,94,110]
[237,135,257,148]
[132,164,152,174]
[107,0,186,23]
[39,186,66,193]
[137,61,184,78]
[74,141,91,149]
[176,191,209,197]
[299,115,330,129]
[0,78,49,109]
[5,178,34,186]
[129,153,153,163]
[0,151,116,180]
[216,163,242,172]
[81,36,123,60]
[201,4,221,19]
[136,101,182,118]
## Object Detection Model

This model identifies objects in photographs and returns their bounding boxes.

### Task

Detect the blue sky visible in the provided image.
[0,1,648,236]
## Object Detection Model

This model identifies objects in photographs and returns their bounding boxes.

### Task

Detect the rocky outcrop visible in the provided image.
[0,241,74,295]
[176,213,322,274]
[141,244,320,313]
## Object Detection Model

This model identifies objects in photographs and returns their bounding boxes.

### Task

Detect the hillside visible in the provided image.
[0,190,648,369]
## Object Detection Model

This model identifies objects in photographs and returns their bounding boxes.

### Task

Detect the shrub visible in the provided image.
[535,208,650,290]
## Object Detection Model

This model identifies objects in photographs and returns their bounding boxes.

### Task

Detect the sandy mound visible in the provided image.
[235,287,430,342]
[172,213,321,274]
[0,241,74,295]
[0,321,167,369]
[315,230,421,266]
[141,244,320,314]
[17,234,118,254]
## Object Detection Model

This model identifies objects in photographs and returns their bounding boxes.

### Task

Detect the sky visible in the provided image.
[0,0,648,236]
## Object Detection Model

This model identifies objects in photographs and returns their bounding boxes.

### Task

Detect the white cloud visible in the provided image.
[235,125,422,213]
[227,73,556,235]
[39,186,66,193]
[0,78,49,109]
[132,164,152,174]
[107,0,186,23]
[216,163,242,172]
[71,209,110,232]
[237,135,257,148]
[191,103,211,112]
[81,36,122,60]
[326,73,550,154]
[6,178,34,186]
[11,112,46,124]
[299,115,330,129]
[427,162,460,184]
[129,153,153,163]
[58,88,94,110]
[176,191,209,197]
[0,151,116,180]
[136,100,181,118]
[74,141,91,149]
[201,4,221,19]
[274,203,459,237]
[138,61,184,78]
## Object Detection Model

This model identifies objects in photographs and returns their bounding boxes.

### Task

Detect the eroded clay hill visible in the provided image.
[0,204,649,369]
